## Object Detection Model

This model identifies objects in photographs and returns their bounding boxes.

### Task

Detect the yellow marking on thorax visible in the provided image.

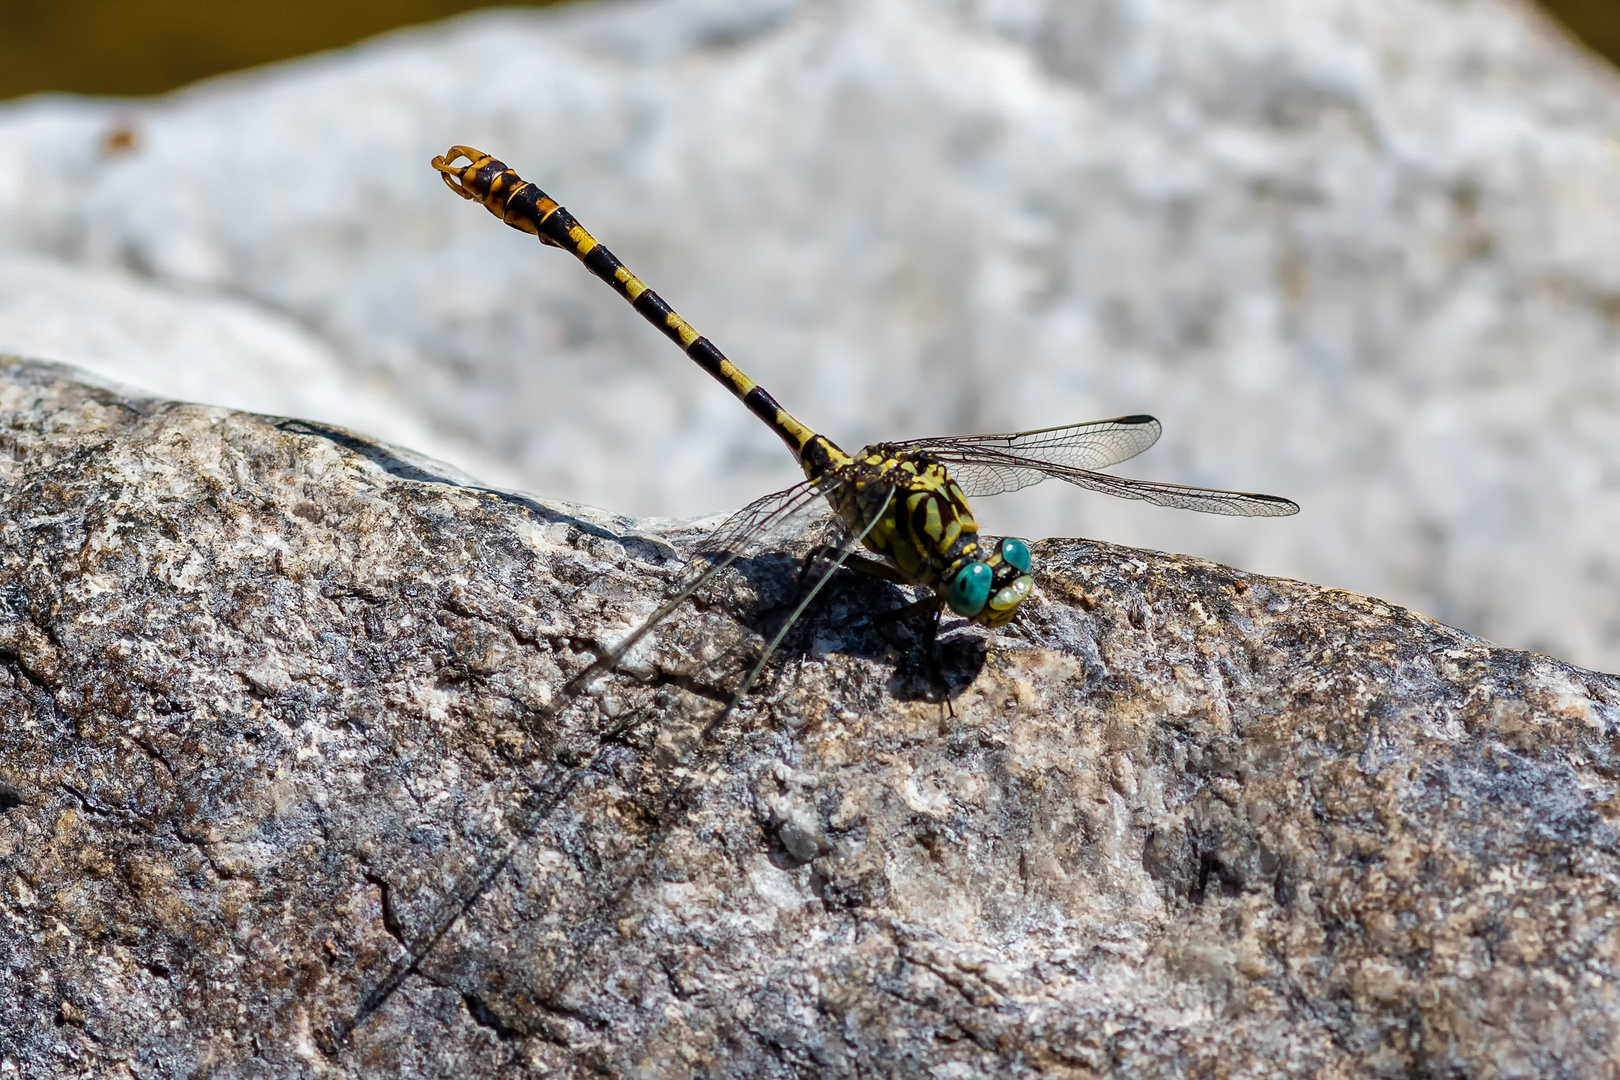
[922,499,944,542]
[882,527,923,576]
[846,454,984,584]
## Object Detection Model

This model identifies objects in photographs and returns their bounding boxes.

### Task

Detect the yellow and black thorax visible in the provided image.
[815,445,1033,627]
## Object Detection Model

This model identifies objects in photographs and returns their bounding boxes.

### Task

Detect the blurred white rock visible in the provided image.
[0,0,1618,670]
[0,254,522,486]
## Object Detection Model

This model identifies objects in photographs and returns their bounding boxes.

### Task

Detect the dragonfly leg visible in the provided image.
[922,605,955,719]
[780,547,908,626]
[835,552,909,583]
[862,594,940,629]
[798,544,906,584]
[866,601,955,716]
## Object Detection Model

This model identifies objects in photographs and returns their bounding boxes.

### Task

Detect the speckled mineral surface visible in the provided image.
[3,358,1619,1077]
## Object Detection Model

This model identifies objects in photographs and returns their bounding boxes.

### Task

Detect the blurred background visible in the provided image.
[0,0,1614,97]
[0,0,1619,673]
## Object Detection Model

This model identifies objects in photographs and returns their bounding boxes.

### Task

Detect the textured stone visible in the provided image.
[4,358,1620,1078]
[0,0,1619,668]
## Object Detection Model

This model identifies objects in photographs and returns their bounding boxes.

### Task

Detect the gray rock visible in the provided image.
[1,0,1619,669]
[4,357,1620,1078]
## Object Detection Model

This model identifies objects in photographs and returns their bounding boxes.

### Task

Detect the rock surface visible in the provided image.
[4,358,1620,1078]
[1,0,1619,669]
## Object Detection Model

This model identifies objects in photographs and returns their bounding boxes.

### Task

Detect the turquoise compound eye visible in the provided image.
[999,537,1032,574]
[946,561,993,617]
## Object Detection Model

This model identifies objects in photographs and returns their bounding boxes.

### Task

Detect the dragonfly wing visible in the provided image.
[567,480,829,697]
[893,415,1163,497]
[892,416,1295,515]
[350,477,888,1031]
[577,472,898,709]
[727,482,897,705]
[1026,464,1299,517]
[679,479,840,584]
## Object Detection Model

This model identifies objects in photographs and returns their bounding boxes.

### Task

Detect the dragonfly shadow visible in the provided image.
[717,551,988,705]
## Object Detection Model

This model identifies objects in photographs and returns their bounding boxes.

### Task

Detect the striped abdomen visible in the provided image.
[431,146,846,482]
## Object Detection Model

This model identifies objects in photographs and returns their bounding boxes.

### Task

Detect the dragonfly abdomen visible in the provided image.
[432,146,842,475]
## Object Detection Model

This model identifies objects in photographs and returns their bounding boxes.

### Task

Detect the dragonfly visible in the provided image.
[429,145,1297,710]
[338,148,1297,1038]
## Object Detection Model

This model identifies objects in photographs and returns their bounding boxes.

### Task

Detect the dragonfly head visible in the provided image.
[944,537,1034,626]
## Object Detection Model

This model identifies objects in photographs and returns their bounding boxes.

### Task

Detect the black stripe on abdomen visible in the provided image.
[744,386,813,457]
[502,183,546,231]
[687,337,730,381]
[743,385,784,428]
[582,244,632,296]
[629,290,689,348]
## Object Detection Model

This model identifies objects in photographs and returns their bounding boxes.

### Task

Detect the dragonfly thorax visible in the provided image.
[822,444,1036,627]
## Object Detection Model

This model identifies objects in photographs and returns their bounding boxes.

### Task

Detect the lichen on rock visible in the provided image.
[2,357,1619,1077]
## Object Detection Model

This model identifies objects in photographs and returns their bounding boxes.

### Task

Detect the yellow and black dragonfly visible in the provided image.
[430,146,1297,707]
[339,149,1300,1036]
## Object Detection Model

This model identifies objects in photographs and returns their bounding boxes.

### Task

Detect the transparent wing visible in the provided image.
[892,414,1296,516]
[997,464,1297,517]
[892,415,1163,497]
[726,482,896,705]
[348,479,845,1032]
[680,480,830,585]
[348,476,892,1034]
[565,479,830,698]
